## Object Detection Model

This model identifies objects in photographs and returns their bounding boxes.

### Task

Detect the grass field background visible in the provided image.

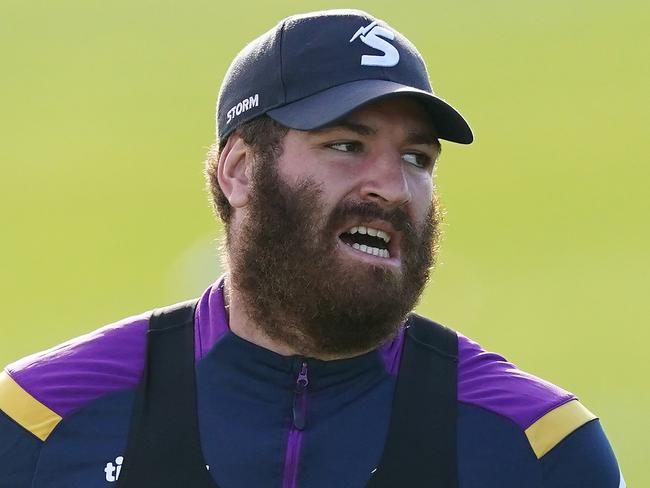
[2,0,648,484]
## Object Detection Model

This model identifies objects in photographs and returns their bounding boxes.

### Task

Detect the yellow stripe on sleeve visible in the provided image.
[0,370,62,441]
[525,399,597,459]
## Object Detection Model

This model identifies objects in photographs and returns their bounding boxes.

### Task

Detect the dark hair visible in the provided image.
[204,116,289,226]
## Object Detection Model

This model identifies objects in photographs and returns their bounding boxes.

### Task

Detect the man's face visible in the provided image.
[276,97,439,268]
[229,97,442,358]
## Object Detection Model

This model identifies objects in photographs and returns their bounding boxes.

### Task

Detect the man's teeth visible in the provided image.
[348,226,391,243]
[351,242,390,258]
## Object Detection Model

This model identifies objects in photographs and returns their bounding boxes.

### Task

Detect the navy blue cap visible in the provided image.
[217,9,473,144]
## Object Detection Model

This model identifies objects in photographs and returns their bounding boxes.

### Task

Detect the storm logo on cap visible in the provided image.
[349,21,400,68]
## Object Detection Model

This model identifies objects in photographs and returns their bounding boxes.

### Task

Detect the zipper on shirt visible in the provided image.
[292,362,309,430]
[282,361,309,488]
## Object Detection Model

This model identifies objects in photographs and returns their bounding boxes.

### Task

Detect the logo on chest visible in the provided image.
[104,456,123,482]
[103,455,211,482]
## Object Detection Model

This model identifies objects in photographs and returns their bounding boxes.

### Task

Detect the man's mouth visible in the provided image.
[338,225,395,259]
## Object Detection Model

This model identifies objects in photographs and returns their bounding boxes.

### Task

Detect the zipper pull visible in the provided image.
[292,361,309,431]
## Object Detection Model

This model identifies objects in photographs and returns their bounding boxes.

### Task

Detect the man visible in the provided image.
[0,9,623,488]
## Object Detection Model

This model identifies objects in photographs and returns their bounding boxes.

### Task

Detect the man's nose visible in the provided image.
[358,155,412,208]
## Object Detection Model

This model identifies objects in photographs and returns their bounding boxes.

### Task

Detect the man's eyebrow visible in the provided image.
[405,129,442,154]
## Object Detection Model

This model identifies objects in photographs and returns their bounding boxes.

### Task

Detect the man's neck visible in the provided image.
[223,279,304,358]
[226,297,301,358]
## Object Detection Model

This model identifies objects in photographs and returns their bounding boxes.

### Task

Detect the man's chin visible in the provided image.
[327,256,406,307]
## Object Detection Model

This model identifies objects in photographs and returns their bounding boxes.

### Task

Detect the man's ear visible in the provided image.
[217,134,252,209]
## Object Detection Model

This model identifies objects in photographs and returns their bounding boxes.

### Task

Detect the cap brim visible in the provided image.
[266,79,473,144]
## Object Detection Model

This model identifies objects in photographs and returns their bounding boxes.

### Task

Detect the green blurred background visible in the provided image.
[1,0,647,483]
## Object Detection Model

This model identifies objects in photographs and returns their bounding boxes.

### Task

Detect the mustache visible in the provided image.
[327,201,412,233]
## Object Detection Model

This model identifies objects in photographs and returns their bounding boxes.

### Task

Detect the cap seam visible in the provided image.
[278,20,288,104]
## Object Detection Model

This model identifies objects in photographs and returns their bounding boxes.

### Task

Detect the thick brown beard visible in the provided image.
[226,154,441,358]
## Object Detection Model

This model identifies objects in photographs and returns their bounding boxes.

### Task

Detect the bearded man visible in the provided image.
[0,9,623,488]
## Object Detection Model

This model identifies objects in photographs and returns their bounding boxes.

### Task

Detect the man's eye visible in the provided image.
[327,142,362,153]
[402,152,432,169]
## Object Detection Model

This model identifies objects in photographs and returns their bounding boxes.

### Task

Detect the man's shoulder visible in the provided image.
[451,328,627,488]
[395,315,588,450]
[454,330,597,458]
[0,310,151,442]
[445,326,622,486]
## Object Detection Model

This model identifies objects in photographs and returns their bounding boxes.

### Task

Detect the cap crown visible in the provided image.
[217,9,433,140]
